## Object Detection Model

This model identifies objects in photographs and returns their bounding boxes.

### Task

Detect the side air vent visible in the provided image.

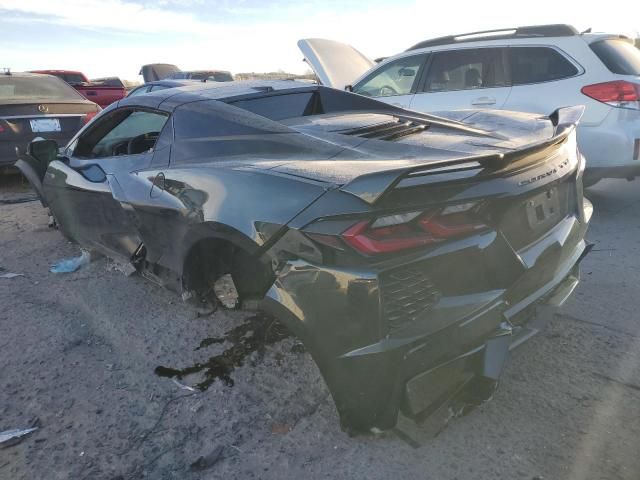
[341,118,428,141]
[380,267,441,334]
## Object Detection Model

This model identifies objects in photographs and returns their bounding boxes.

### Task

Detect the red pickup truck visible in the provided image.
[30,70,126,108]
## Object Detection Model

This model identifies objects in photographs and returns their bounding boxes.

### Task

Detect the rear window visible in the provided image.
[509,47,579,85]
[590,39,640,75]
[92,77,125,88]
[209,72,234,82]
[0,76,85,101]
[187,72,209,80]
[61,73,86,85]
[230,92,322,120]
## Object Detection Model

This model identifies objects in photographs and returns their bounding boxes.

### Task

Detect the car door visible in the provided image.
[502,46,583,116]
[351,53,429,109]
[19,108,170,263]
[410,47,512,113]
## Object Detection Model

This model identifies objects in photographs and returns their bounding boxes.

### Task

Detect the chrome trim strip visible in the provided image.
[0,114,85,120]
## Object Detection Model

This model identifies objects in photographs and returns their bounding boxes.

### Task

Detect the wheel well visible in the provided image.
[182,237,274,304]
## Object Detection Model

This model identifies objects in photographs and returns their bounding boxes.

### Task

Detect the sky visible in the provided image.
[0,0,638,81]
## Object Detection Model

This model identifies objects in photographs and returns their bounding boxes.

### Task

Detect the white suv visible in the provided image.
[299,25,640,185]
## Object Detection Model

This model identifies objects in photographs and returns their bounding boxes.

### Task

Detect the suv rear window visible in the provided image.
[590,39,640,75]
[509,47,579,85]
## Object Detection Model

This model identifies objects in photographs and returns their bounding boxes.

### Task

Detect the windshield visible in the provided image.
[590,39,640,75]
[208,72,234,82]
[0,75,85,101]
[59,73,86,85]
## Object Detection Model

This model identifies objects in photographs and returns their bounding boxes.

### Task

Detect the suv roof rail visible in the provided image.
[406,24,579,51]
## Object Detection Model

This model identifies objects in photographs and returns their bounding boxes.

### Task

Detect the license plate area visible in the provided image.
[30,118,61,133]
[526,187,561,230]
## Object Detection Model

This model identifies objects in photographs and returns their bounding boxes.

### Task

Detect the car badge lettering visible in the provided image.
[519,158,569,186]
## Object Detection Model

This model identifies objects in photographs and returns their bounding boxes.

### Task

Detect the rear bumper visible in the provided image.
[0,141,19,167]
[578,108,640,176]
[584,165,640,183]
[261,199,592,432]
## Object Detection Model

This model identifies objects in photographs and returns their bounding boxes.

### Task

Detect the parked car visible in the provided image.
[127,79,201,97]
[139,64,233,83]
[0,71,100,170]
[15,80,591,433]
[299,24,640,185]
[90,77,126,88]
[30,70,127,108]
[168,70,234,82]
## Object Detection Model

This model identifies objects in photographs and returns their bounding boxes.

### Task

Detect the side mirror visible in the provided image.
[28,138,59,165]
[344,84,353,92]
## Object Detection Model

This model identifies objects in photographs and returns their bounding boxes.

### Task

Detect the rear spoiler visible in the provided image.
[340,105,585,204]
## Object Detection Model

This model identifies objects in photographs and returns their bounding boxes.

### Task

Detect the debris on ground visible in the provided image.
[189,445,224,472]
[50,250,90,273]
[0,427,38,449]
[271,423,292,434]
[0,272,24,279]
[106,261,137,277]
[171,379,197,392]
[213,274,239,309]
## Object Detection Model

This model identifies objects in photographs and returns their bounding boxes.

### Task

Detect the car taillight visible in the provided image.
[82,111,99,125]
[581,81,640,110]
[340,203,485,255]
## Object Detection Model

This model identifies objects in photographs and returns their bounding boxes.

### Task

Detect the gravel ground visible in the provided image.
[1,175,640,480]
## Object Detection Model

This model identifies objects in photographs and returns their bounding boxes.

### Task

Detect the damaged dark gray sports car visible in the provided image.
[16,80,592,433]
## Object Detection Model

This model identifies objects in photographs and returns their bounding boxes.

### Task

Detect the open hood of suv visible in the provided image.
[139,64,181,83]
[297,38,374,90]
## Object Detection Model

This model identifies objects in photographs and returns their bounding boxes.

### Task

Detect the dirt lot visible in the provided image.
[1,175,640,480]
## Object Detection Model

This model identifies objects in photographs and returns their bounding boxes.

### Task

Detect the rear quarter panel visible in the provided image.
[122,165,330,274]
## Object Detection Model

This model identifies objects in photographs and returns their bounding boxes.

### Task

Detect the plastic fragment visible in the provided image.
[50,250,91,273]
[0,273,24,279]
[0,427,38,448]
[171,379,197,392]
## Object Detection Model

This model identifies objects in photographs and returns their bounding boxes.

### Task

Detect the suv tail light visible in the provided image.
[581,81,640,110]
[338,203,486,255]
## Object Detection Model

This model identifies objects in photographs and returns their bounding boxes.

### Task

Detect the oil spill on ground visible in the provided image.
[154,313,291,389]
